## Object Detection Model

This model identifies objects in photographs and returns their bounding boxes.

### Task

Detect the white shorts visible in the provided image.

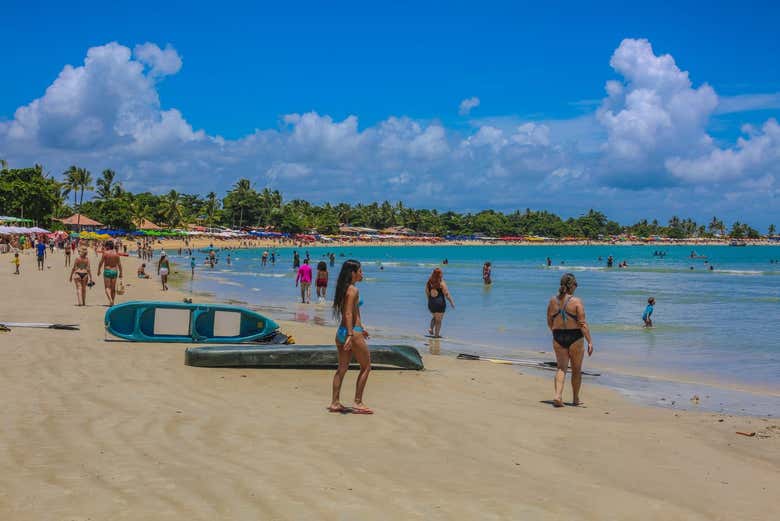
[160,268,169,276]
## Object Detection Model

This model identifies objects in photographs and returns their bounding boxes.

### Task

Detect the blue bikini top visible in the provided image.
[552,296,576,326]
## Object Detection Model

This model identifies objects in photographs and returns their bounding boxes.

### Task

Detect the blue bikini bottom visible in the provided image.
[336,326,364,344]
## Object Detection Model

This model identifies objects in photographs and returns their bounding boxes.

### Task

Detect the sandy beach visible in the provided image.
[0,250,778,520]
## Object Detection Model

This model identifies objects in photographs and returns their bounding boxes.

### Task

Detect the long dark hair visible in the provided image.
[426,268,443,291]
[333,259,361,319]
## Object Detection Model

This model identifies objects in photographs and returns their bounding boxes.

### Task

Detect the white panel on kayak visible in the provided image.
[213,311,241,337]
[154,308,191,336]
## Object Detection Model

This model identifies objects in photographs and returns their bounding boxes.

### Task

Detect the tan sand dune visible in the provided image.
[0,250,777,520]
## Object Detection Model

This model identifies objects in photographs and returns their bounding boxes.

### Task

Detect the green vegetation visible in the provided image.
[0,164,768,239]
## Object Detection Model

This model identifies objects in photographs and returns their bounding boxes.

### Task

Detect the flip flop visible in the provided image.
[553,399,564,408]
[351,407,374,415]
[327,405,351,414]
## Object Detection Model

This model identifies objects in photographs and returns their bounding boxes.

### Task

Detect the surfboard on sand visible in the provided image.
[457,353,600,376]
[104,301,279,343]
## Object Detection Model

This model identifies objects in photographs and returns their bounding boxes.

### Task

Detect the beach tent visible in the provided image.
[55,214,103,231]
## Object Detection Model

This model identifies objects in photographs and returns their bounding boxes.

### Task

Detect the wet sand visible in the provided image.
[0,249,777,520]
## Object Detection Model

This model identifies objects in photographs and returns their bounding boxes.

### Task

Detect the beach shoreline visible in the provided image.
[1,251,778,520]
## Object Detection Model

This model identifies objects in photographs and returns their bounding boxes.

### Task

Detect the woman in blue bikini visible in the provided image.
[546,273,593,408]
[329,259,373,414]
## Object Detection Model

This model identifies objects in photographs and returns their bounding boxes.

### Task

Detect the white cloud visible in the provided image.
[458,96,480,115]
[0,39,778,226]
[133,43,183,77]
[665,118,780,181]
[597,38,718,171]
[716,93,780,114]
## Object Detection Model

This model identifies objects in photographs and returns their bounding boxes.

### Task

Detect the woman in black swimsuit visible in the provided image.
[426,268,455,338]
[546,273,593,407]
[69,247,93,306]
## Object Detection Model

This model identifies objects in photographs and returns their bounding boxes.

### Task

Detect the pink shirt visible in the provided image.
[296,264,312,284]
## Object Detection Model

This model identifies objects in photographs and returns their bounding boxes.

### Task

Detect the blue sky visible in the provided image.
[1,1,779,227]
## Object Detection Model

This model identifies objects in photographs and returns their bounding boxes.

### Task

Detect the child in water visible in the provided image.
[643,297,655,328]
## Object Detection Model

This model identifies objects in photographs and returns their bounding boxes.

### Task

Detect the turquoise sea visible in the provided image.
[179,245,780,416]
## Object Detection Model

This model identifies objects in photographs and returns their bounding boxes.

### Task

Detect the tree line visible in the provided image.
[0,163,773,239]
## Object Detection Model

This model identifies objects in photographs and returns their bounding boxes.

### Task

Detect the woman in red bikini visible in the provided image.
[315,261,328,302]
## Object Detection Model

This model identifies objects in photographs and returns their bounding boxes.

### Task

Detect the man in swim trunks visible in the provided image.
[295,258,313,304]
[97,240,123,306]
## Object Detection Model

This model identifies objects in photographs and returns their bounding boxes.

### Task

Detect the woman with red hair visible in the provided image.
[425,268,455,338]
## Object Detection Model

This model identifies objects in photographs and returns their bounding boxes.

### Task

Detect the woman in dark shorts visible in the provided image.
[425,268,455,338]
[546,273,593,407]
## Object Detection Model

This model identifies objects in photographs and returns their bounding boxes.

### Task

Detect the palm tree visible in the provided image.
[96,169,116,200]
[0,158,8,170]
[769,224,776,237]
[62,166,92,230]
[159,190,185,228]
[204,191,219,229]
[231,179,253,228]
[62,166,80,215]
[129,199,150,230]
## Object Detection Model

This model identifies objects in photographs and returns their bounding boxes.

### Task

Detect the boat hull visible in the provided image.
[105,301,279,343]
[185,345,424,370]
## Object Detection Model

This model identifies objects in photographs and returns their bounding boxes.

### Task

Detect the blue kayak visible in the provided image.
[105,301,279,343]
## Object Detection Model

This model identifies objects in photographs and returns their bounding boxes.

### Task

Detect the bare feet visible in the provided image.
[553,399,564,408]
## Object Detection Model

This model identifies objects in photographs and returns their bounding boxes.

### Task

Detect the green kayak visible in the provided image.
[185,344,424,370]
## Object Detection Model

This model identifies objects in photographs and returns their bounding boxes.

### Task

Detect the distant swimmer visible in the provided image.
[442,258,448,265]
[606,255,614,268]
[482,262,492,285]
[709,265,714,271]
[642,297,655,328]
[547,257,552,266]
[261,250,268,266]
[226,253,231,265]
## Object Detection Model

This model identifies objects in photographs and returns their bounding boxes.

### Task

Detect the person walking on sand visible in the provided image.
[426,268,455,338]
[36,240,46,271]
[315,260,329,302]
[69,247,93,306]
[190,255,196,279]
[329,259,372,414]
[293,250,300,270]
[295,258,313,303]
[64,242,72,267]
[546,273,593,408]
[157,252,171,291]
[643,297,655,328]
[97,241,123,306]
[11,252,20,275]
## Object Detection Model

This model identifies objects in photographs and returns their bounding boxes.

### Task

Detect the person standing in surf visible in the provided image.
[643,297,655,328]
[315,260,328,302]
[97,241,123,306]
[426,268,455,338]
[546,273,593,408]
[329,260,373,414]
[295,258,313,303]
[482,262,492,285]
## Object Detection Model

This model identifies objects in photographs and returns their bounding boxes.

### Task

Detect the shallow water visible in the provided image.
[179,245,780,415]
